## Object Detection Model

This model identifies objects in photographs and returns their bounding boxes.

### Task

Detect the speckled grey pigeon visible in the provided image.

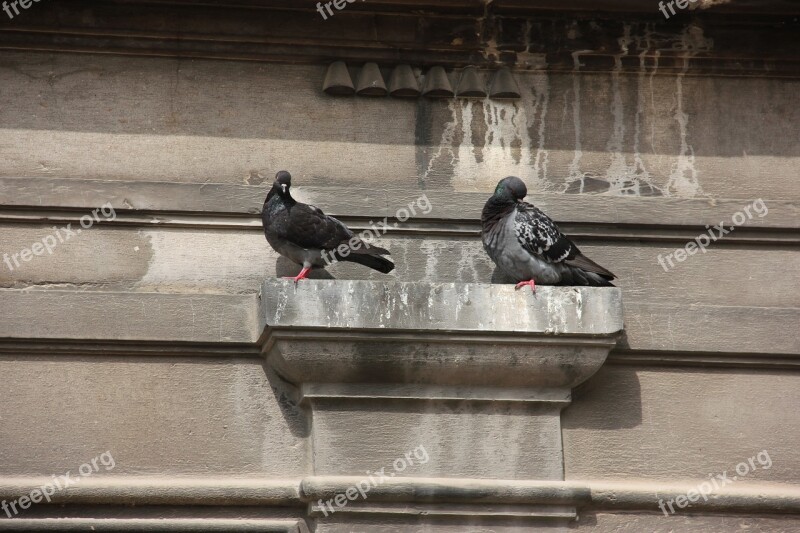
[262,171,394,282]
[481,176,615,292]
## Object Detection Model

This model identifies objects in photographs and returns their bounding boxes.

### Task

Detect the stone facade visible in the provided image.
[0,0,798,530]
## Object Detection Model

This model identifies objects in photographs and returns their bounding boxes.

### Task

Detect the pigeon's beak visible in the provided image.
[281,184,287,194]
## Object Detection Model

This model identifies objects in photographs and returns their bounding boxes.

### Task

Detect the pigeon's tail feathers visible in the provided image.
[351,241,391,256]
[340,253,395,274]
[565,252,615,280]
[562,268,615,287]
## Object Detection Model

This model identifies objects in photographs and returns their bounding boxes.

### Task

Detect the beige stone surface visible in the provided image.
[0,356,307,477]
[311,509,800,533]
[4,177,798,228]
[309,401,565,480]
[0,291,257,342]
[576,511,800,532]
[563,365,800,482]
[0,52,798,199]
[1,226,797,310]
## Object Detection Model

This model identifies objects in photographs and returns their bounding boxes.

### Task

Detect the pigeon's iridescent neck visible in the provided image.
[263,188,296,222]
[481,195,515,231]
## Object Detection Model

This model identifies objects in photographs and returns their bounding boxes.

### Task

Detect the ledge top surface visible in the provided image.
[260,279,623,336]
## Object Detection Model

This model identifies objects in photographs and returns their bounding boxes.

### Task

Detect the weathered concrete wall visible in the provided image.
[0,52,797,200]
[0,356,308,477]
[563,365,800,482]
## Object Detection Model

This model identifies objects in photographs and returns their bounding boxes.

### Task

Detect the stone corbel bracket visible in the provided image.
[258,280,623,524]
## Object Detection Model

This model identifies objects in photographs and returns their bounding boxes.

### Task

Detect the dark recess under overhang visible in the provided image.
[0,0,797,76]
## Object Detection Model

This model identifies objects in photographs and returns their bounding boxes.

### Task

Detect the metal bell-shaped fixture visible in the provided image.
[322,61,355,96]
[388,64,420,97]
[356,62,388,96]
[455,66,486,98]
[422,66,454,98]
[489,67,521,99]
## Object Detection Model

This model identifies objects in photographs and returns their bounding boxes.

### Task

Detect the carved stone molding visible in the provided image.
[2,1,797,76]
[259,279,623,525]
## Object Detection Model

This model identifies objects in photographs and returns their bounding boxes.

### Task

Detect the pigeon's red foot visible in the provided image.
[514,279,537,293]
[284,266,311,284]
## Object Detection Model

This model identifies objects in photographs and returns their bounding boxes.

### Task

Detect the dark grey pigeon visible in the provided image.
[481,176,615,292]
[262,171,394,282]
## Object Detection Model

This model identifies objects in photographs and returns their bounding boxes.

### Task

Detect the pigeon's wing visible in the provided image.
[514,202,577,263]
[514,202,615,279]
[283,203,355,250]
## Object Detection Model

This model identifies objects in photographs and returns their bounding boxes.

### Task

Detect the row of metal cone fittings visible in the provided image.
[323,62,521,99]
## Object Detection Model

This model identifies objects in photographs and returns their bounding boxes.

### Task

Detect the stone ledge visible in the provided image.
[259,280,623,392]
[0,288,793,359]
[0,517,308,532]
[2,476,799,515]
[260,279,623,335]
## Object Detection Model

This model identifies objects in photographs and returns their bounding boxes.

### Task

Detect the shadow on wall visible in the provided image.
[275,256,333,280]
[318,514,596,530]
[262,360,311,440]
[562,365,643,430]
[490,268,515,285]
